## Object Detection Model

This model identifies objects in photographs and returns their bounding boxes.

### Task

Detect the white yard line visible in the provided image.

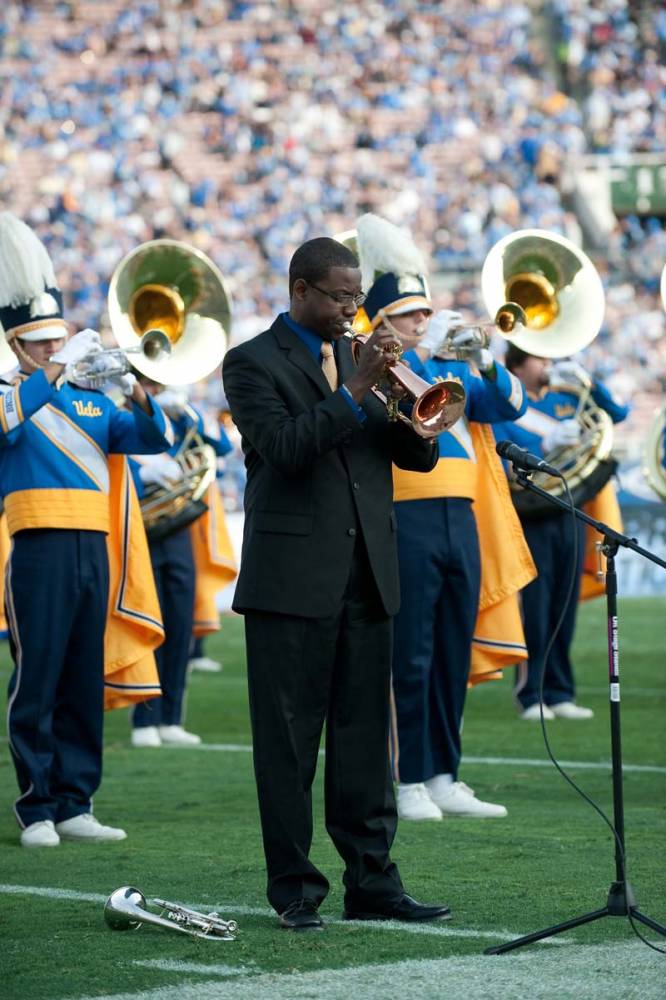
[72,942,664,1000]
[162,742,666,775]
[0,883,563,943]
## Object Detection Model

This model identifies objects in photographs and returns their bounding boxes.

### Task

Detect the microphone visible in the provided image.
[495,440,561,478]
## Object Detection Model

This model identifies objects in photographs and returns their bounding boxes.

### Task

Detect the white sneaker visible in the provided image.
[21,820,60,848]
[158,725,202,745]
[188,656,222,673]
[396,783,443,821]
[131,726,162,747]
[55,814,127,842]
[427,781,508,818]
[520,703,555,721]
[550,701,594,720]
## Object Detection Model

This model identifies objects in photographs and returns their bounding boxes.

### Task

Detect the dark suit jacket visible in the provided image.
[222,316,438,618]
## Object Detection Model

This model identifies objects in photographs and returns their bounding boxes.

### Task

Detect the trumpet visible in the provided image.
[69,329,171,387]
[346,327,465,437]
[434,303,527,360]
[104,886,238,941]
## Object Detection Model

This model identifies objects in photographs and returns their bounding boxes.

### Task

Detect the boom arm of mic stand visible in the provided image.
[513,469,666,570]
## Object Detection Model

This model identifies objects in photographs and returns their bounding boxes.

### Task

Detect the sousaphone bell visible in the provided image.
[107,239,232,385]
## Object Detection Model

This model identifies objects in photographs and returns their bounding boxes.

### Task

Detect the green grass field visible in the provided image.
[0,598,664,1000]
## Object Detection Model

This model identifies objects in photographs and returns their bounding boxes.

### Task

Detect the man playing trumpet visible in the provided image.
[223,236,449,931]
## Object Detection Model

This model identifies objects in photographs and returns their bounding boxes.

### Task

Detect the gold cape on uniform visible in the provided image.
[580,481,623,601]
[190,483,238,636]
[104,454,163,709]
[469,423,537,684]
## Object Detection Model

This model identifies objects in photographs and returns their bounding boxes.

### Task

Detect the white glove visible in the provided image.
[50,328,102,366]
[138,455,183,488]
[154,387,188,416]
[448,329,495,373]
[418,310,463,358]
[542,418,581,453]
[118,372,137,397]
[550,360,589,388]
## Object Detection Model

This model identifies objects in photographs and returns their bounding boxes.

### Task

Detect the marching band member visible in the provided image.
[223,237,449,930]
[499,346,629,721]
[129,380,233,747]
[355,214,534,822]
[0,213,172,848]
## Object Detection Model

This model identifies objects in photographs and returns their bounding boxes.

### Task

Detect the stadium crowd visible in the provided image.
[0,0,664,478]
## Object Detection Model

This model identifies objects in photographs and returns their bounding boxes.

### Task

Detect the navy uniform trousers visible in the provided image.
[244,535,403,915]
[391,497,480,784]
[6,529,109,828]
[515,513,586,709]
[132,525,196,728]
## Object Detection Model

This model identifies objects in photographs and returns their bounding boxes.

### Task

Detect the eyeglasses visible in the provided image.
[309,283,366,309]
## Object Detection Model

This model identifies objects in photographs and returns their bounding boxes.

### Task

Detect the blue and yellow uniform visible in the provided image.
[391,353,526,786]
[130,404,232,735]
[2,370,171,829]
[496,377,629,712]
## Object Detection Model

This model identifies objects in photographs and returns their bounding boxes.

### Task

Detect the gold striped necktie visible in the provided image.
[320,341,338,391]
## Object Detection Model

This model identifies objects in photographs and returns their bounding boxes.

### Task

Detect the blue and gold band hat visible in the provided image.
[0,213,68,342]
[363,271,432,329]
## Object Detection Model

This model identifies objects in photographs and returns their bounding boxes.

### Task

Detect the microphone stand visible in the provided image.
[485,468,666,955]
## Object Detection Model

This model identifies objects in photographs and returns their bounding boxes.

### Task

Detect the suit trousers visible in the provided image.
[515,513,585,709]
[391,498,480,783]
[244,538,403,914]
[133,526,196,728]
[6,529,109,828]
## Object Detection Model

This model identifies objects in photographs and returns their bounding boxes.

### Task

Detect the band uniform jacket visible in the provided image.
[222,316,438,618]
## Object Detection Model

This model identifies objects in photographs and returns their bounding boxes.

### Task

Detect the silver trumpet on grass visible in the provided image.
[104,886,238,941]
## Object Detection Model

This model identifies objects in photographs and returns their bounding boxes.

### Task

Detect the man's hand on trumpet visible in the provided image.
[343,323,403,403]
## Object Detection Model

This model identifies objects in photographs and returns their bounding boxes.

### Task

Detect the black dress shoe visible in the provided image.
[278,898,324,931]
[343,892,451,922]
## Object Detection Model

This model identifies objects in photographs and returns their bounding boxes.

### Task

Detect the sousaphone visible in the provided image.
[481,229,615,517]
[108,239,232,538]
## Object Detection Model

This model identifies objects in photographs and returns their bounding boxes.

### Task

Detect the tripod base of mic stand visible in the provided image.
[484,881,666,955]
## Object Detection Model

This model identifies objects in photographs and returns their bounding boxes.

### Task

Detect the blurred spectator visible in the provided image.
[0,0,663,460]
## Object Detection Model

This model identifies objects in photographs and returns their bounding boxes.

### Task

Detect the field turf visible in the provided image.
[0,598,664,999]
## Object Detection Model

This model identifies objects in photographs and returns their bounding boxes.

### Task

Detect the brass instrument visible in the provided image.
[644,405,666,500]
[107,238,232,385]
[348,330,465,437]
[140,401,217,541]
[481,229,605,357]
[69,329,172,387]
[104,886,238,941]
[435,303,527,360]
[512,377,616,519]
[480,229,614,516]
[103,240,231,537]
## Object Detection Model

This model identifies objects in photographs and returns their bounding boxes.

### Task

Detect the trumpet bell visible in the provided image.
[104,886,146,931]
[481,229,605,358]
[108,239,231,385]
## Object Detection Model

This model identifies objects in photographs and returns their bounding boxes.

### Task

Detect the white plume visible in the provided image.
[0,212,59,309]
[355,213,427,292]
